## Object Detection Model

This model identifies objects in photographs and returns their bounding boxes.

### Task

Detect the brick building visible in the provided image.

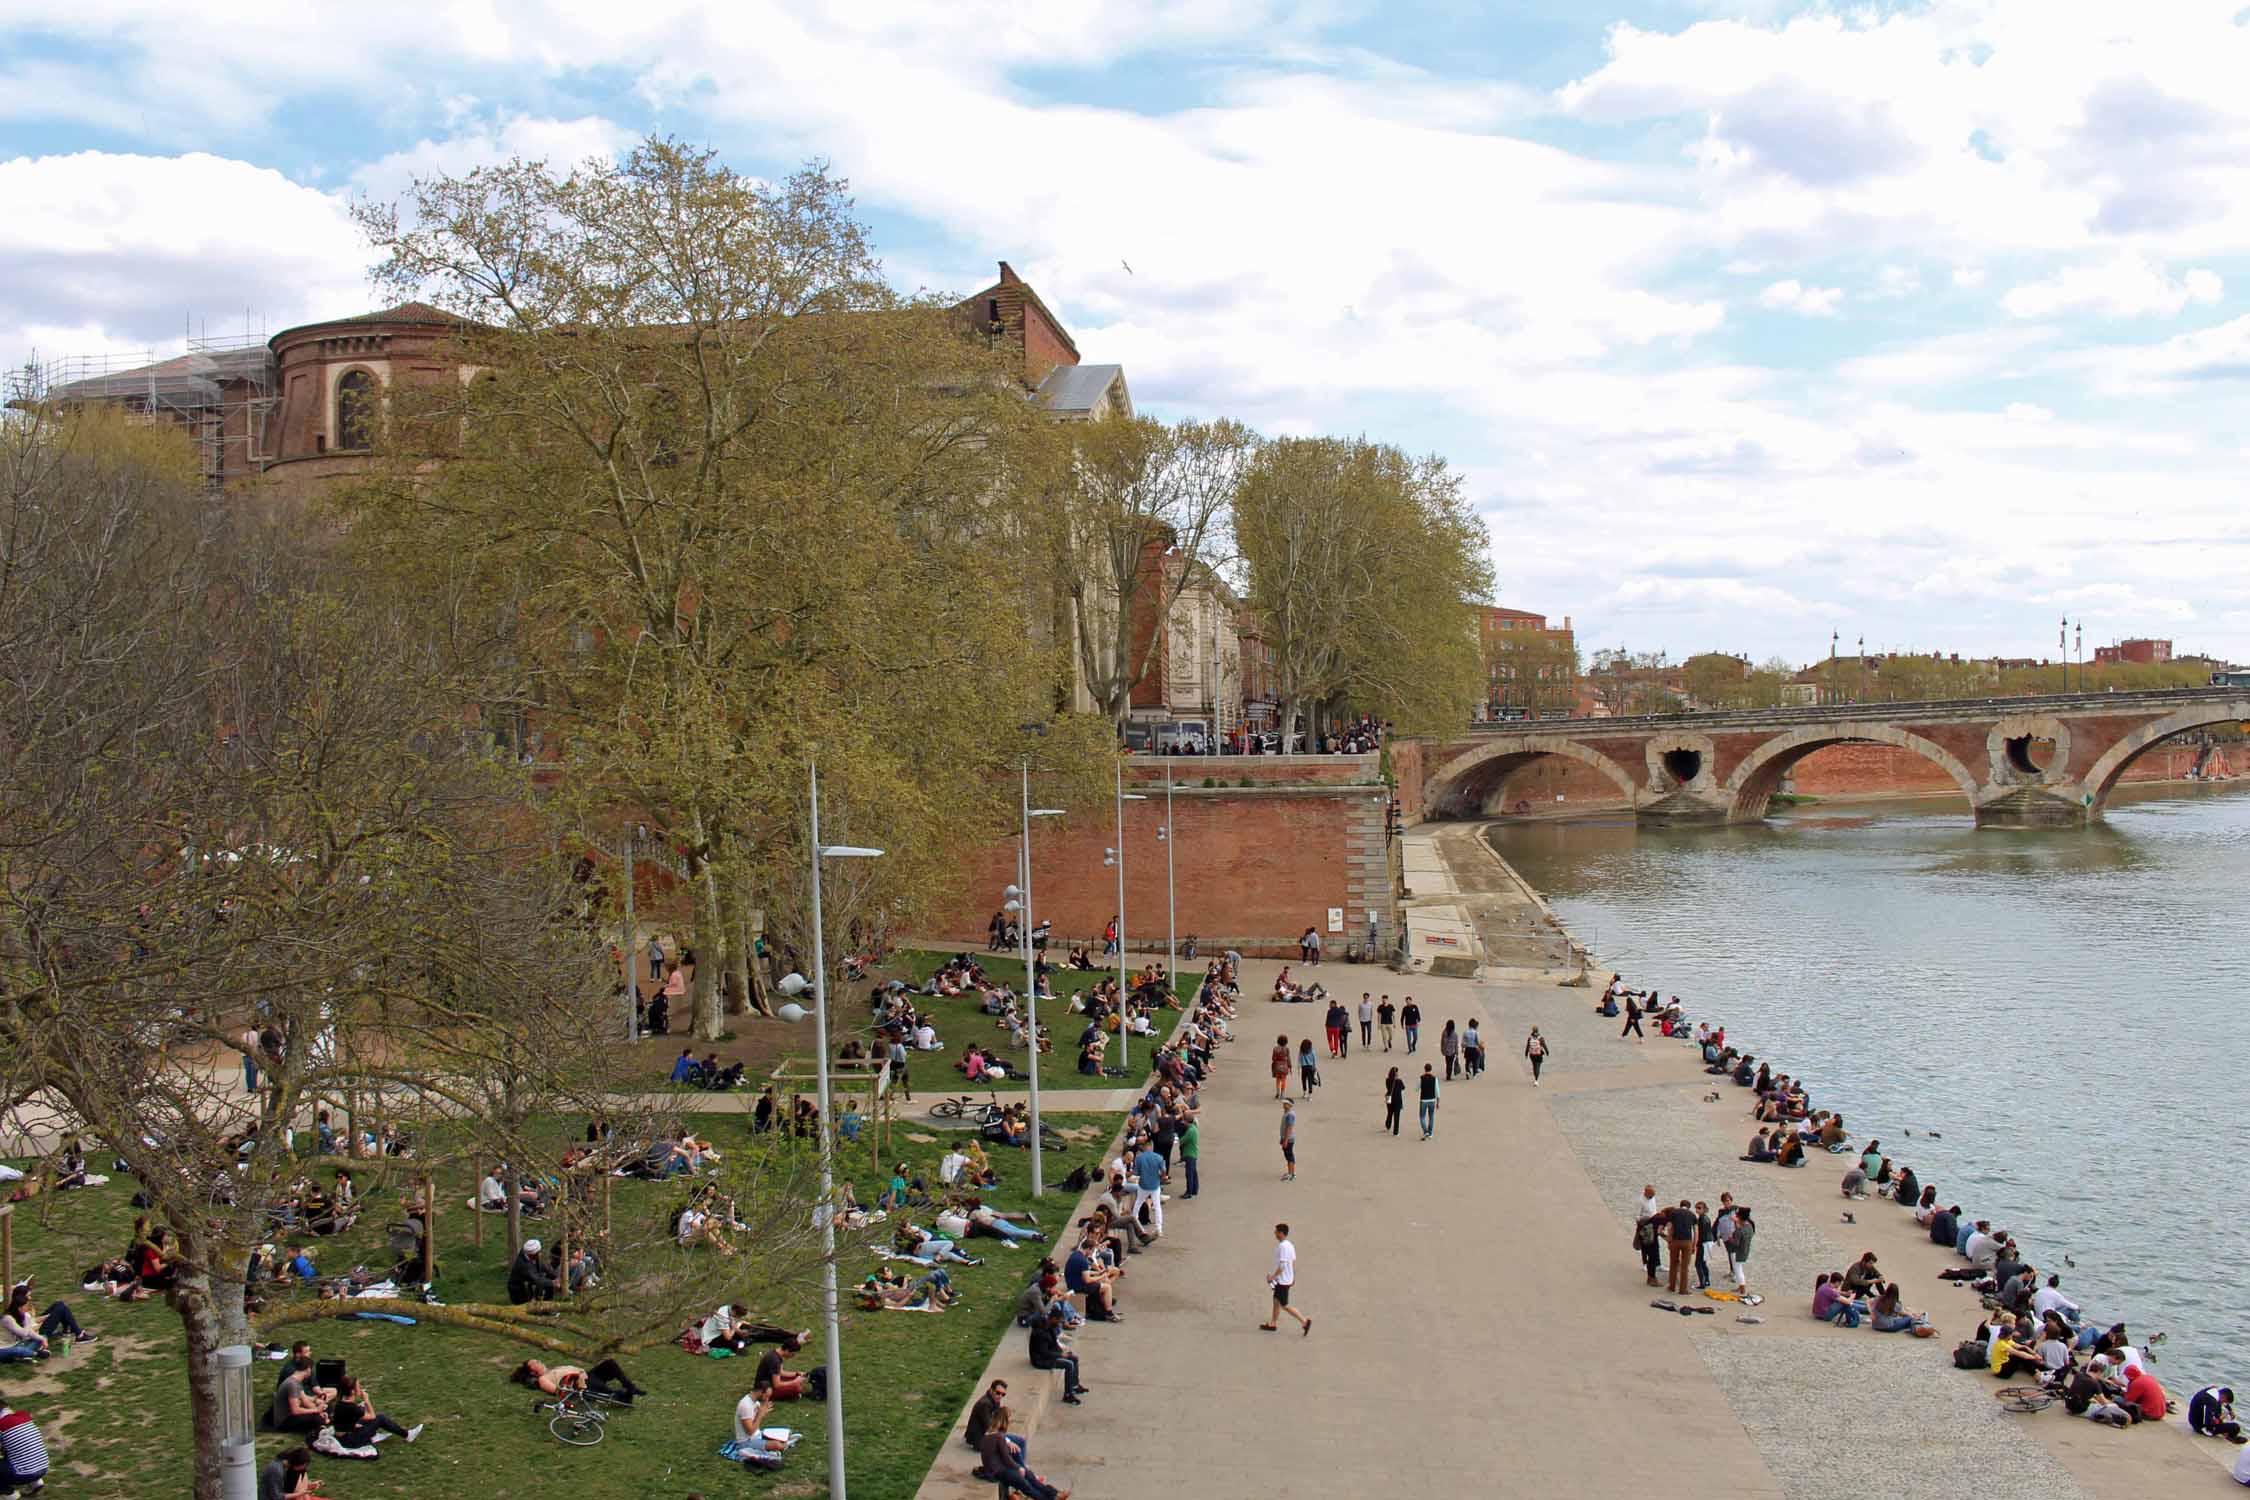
[1476,606,1578,720]
[2093,638,2173,666]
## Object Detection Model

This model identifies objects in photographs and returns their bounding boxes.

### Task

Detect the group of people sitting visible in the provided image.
[1652,973,2249,1457]
[80,1216,177,1302]
[1269,965,1328,1005]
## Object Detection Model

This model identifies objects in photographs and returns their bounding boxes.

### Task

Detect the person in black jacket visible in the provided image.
[1929,1205,1961,1248]
[1028,1310,1086,1406]
[507,1238,558,1305]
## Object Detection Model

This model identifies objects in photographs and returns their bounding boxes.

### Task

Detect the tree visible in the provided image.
[1232,437,1493,740]
[1027,414,1252,725]
[346,138,1105,1041]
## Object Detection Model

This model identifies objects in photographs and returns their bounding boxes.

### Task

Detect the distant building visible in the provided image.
[2093,638,2173,666]
[1476,606,1578,719]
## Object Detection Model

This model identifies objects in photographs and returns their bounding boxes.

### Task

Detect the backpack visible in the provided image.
[1952,1341,1986,1370]
[1058,1164,1094,1194]
[804,1364,829,1402]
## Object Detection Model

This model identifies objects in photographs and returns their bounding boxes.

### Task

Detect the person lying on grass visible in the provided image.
[510,1358,647,1405]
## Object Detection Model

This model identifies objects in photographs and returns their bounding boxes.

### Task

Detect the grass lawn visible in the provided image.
[817,948,1198,1096]
[5,1107,1120,1499]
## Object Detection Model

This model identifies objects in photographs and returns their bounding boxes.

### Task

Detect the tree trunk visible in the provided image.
[729,866,763,1017]
[178,1268,248,1500]
[692,851,726,1040]
[505,1162,523,1256]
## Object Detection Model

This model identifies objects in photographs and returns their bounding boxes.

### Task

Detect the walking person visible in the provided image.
[1463,1019,1483,1077]
[1417,1063,1439,1139]
[1357,993,1374,1049]
[1439,1020,1460,1081]
[1297,1038,1319,1098]
[1261,1223,1310,1335]
[1179,1116,1200,1200]
[1377,996,1396,1051]
[1401,998,1422,1054]
[1621,993,1644,1041]
[1271,1035,1290,1100]
[1323,999,1346,1060]
[1693,1200,1715,1291]
[1278,1100,1297,1182]
[1728,1205,1756,1295]
[1712,1195,1739,1289]
[240,1026,261,1094]
[1665,1199,1696,1296]
[1523,1026,1548,1086]
[1382,1067,1404,1136]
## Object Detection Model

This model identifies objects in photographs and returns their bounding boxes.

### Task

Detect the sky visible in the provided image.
[6,0,2250,669]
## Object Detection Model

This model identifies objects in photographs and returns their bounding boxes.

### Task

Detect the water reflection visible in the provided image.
[1487,782,2250,1388]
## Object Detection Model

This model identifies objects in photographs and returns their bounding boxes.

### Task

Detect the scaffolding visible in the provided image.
[16,329,279,491]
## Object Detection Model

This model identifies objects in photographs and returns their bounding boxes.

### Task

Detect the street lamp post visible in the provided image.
[1107,762,1148,1072]
[778,759,884,1500]
[1162,761,1177,990]
[1009,765,1065,1197]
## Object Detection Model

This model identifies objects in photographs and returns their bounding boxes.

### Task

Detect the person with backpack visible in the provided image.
[1523,1026,1549,1085]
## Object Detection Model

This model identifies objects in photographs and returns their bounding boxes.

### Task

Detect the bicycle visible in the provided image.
[535,1386,624,1446]
[930,1092,1001,1123]
[1995,1385,2055,1414]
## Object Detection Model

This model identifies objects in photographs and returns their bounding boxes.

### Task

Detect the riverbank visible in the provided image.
[1451,824,2239,1496]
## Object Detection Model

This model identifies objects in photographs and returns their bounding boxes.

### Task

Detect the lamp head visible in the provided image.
[778,972,809,997]
[776,1002,809,1024]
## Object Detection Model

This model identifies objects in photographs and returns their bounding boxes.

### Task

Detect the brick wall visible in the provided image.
[925,760,1396,957]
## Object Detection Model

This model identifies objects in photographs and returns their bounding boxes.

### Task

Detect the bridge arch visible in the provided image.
[1426,735,1637,819]
[1724,724,1981,821]
[2077,698,2250,814]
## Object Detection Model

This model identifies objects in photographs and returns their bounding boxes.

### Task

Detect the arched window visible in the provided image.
[335,369,377,450]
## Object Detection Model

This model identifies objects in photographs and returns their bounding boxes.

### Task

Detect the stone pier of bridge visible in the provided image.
[1422,689,2250,829]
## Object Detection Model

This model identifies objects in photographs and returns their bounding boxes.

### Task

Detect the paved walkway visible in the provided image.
[918,829,2228,1500]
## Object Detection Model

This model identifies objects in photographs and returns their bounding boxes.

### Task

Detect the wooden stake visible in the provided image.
[602,1172,612,1241]
[0,1204,13,1293]
[419,1175,435,1284]
[471,1159,483,1248]
[559,1211,572,1301]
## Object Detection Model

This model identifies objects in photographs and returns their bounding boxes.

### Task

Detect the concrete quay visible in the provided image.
[918,827,2232,1499]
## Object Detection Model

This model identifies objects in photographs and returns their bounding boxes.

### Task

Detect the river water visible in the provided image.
[1487,780,2250,1390]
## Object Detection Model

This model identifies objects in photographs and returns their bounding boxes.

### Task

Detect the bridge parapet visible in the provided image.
[1431,689,2250,829]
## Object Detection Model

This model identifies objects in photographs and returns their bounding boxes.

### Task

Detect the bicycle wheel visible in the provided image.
[1994,1387,2052,1414]
[551,1410,607,1446]
[930,1098,965,1119]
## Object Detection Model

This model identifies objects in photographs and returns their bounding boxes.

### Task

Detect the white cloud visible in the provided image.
[0,151,369,359]
[2001,254,2223,319]
[1757,278,1842,316]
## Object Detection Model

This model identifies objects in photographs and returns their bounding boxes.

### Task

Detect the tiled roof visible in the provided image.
[1036,362,1128,415]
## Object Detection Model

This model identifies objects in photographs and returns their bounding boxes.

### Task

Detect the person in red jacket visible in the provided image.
[2124,1363,2170,1424]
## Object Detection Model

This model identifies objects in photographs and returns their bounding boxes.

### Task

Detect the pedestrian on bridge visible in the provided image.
[1621,994,1645,1042]
[1524,1027,1549,1085]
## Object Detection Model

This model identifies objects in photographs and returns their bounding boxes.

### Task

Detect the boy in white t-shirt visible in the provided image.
[1261,1222,1310,1335]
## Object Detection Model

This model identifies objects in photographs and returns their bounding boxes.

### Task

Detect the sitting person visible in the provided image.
[2123,1361,2171,1425]
[1028,1308,1087,1407]
[0,1280,91,1358]
[1840,1163,1870,1198]
[725,1379,796,1464]
[507,1238,560,1304]
[331,1373,420,1447]
[1743,1128,1777,1163]
[1811,1273,1863,1328]
[2064,1356,2133,1426]
[1774,1133,1806,1169]
[668,1046,697,1083]
[753,1341,806,1399]
[1839,1252,1882,1297]
[1062,1234,1122,1322]
[2188,1385,2246,1444]
[1989,1319,2045,1379]
[1868,1280,1921,1333]
[510,1357,646,1405]
[979,1406,1069,1499]
[675,1203,736,1255]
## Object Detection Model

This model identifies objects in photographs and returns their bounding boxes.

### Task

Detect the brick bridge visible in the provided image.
[1425,688,2250,828]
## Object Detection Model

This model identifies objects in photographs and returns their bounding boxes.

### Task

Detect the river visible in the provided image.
[1486,780,2250,1391]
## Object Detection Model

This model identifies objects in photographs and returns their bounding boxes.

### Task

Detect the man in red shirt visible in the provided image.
[2124,1363,2170,1424]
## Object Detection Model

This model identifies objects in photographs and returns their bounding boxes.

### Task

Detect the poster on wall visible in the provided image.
[1326,907,1344,932]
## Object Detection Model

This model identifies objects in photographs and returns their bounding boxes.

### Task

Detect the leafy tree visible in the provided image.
[1233,437,1492,739]
[347,138,1106,1040]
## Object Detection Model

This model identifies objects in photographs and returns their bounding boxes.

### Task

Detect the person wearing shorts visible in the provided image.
[1261,1223,1309,1335]
[1278,1100,1297,1182]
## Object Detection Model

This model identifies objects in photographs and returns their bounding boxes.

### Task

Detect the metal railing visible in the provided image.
[1459,686,2245,737]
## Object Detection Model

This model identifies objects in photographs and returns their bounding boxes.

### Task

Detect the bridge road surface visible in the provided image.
[1019,959,1786,1500]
